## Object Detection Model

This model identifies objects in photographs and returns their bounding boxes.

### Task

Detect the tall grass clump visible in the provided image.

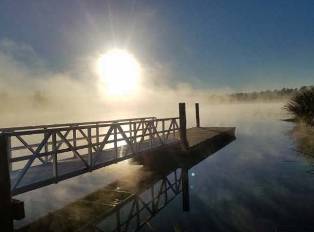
[285,87,314,126]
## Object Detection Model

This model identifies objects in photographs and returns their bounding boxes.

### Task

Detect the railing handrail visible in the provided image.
[5,117,181,159]
[1,117,179,136]
[0,117,156,132]
[6,116,181,195]
[0,103,191,229]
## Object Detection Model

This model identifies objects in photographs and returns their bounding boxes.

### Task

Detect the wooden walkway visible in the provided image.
[0,103,236,231]
[10,136,179,195]
[10,127,235,196]
[17,127,236,232]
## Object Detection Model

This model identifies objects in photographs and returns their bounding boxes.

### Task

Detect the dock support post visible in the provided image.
[7,136,12,171]
[88,128,93,170]
[0,134,14,231]
[73,128,77,159]
[195,103,200,128]
[52,132,58,182]
[179,103,189,149]
[114,125,118,160]
[182,167,190,212]
[44,128,48,163]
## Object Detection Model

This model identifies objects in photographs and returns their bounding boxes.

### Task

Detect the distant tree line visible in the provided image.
[0,85,313,107]
[209,85,314,103]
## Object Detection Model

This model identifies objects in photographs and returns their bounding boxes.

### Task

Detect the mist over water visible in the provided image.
[0,39,289,129]
[14,102,310,231]
[3,38,312,231]
[152,104,314,231]
[1,0,313,230]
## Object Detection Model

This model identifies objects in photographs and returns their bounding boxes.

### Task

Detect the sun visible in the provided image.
[96,49,141,96]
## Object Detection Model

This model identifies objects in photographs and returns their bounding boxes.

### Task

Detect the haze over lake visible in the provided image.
[1,1,314,231]
[13,102,314,231]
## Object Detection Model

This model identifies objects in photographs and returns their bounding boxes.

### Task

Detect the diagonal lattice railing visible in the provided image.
[94,169,183,232]
[1,117,180,195]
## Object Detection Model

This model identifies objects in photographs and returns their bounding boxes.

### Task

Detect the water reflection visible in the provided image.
[18,103,314,231]
[290,123,314,159]
[95,168,183,232]
[91,136,235,232]
[19,133,235,231]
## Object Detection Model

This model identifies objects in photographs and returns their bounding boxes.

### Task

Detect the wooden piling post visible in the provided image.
[0,134,14,231]
[179,103,189,149]
[195,103,200,127]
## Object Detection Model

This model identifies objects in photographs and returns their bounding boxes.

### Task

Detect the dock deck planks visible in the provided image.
[186,127,235,148]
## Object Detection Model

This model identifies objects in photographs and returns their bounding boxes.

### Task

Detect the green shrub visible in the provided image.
[285,87,314,126]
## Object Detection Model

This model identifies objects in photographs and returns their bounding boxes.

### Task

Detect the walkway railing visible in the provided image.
[0,117,156,132]
[0,103,200,231]
[2,117,180,195]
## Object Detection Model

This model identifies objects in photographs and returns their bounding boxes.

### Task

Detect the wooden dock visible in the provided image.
[186,126,235,148]
[9,126,234,196]
[17,127,235,232]
[4,117,181,196]
[0,103,236,231]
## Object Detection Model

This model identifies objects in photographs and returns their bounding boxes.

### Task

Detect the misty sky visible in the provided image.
[0,0,314,91]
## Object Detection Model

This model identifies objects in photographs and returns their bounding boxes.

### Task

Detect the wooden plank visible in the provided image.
[186,127,235,148]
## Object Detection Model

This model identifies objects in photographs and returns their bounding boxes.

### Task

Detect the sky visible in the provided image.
[0,0,314,92]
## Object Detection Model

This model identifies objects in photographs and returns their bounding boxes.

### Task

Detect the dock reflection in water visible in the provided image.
[95,168,184,232]
[20,134,235,232]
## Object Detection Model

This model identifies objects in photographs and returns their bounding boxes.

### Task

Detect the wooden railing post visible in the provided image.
[179,103,189,149]
[7,135,12,171]
[114,124,118,160]
[73,128,77,159]
[162,119,165,142]
[195,103,200,128]
[96,124,100,150]
[133,122,137,152]
[44,127,48,163]
[87,128,93,170]
[52,131,58,183]
[0,134,14,231]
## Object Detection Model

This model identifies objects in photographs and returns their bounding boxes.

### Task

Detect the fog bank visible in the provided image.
[0,39,288,128]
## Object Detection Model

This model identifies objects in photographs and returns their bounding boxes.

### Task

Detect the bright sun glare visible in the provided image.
[96,49,141,96]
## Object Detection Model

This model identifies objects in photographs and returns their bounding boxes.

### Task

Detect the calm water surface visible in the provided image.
[15,103,314,231]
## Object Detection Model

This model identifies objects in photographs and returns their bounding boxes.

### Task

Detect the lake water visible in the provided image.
[14,103,314,231]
